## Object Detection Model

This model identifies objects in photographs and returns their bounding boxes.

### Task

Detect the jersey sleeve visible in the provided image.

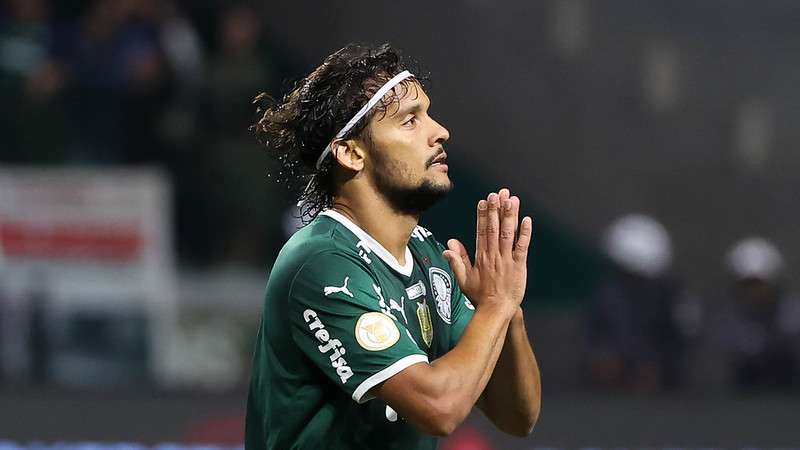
[288,250,429,404]
[448,283,476,349]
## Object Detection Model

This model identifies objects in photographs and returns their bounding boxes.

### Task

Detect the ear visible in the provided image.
[332,139,366,172]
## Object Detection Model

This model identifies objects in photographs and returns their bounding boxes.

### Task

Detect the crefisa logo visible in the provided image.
[304,309,354,383]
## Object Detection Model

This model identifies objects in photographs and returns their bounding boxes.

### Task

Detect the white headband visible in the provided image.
[314,70,414,169]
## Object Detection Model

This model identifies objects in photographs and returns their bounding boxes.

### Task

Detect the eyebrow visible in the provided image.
[394,100,428,120]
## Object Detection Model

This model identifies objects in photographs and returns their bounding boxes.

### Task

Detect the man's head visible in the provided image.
[726,236,784,305]
[253,43,451,220]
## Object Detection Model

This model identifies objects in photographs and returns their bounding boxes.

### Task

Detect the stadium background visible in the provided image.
[1,0,799,447]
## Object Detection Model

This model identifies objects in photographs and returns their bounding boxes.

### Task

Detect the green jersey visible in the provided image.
[245,210,475,450]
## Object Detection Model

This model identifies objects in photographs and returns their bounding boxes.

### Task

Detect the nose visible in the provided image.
[429,117,450,147]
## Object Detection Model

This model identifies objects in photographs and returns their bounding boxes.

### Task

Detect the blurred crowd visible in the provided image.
[0,0,295,266]
[585,214,800,393]
[1,0,799,395]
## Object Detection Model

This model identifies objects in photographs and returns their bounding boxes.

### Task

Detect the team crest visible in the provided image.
[416,300,433,348]
[464,295,475,310]
[355,312,400,351]
[429,267,453,324]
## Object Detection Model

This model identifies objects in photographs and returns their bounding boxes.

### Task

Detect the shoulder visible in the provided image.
[409,224,445,253]
[409,224,451,267]
[267,215,374,288]
[409,223,462,291]
[277,214,364,264]
[280,216,380,279]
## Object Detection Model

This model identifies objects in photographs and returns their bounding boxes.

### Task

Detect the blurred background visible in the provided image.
[1,0,799,448]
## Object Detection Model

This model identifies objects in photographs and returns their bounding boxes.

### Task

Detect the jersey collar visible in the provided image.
[320,210,414,277]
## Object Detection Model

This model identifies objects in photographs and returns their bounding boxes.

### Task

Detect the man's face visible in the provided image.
[363,81,452,215]
[736,277,777,306]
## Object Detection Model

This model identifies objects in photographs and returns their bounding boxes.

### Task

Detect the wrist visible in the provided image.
[511,307,524,325]
[475,300,518,321]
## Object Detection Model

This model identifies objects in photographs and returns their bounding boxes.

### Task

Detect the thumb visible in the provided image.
[443,250,467,287]
[443,239,471,287]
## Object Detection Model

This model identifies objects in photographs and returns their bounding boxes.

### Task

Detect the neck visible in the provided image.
[332,192,418,265]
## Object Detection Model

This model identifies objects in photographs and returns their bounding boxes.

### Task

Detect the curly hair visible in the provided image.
[251,43,426,222]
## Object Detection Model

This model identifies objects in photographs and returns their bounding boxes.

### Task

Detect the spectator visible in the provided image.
[0,0,67,162]
[207,3,274,137]
[585,214,699,392]
[49,0,169,163]
[200,4,285,266]
[714,237,800,389]
[155,0,206,146]
[146,0,213,265]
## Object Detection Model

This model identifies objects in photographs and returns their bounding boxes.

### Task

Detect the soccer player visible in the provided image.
[246,43,541,450]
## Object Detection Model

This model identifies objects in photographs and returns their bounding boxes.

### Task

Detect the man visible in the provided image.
[716,237,800,389]
[246,43,540,450]
[586,214,690,392]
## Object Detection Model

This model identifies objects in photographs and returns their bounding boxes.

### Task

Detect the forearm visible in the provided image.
[479,308,541,436]
[426,303,516,422]
[377,302,516,435]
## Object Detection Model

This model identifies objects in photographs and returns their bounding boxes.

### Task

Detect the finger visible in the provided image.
[443,250,467,288]
[498,188,510,204]
[448,238,471,267]
[475,199,488,258]
[497,189,510,241]
[513,216,534,263]
[444,239,471,287]
[497,188,514,254]
[486,192,500,255]
[500,196,519,256]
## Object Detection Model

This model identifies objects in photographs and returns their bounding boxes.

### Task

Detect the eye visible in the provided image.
[402,115,418,127]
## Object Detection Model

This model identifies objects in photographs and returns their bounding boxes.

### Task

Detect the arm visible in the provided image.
[477,307,541,436]
[374,301,516,436]
[372,189,534,436]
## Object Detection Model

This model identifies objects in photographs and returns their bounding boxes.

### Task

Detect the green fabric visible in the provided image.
[246,211,474,450]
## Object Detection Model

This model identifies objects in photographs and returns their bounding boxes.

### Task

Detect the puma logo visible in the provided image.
[324,277,354,298]
[389,296,408,324]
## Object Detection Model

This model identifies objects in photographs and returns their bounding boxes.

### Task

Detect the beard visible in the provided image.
[372,152,452,216]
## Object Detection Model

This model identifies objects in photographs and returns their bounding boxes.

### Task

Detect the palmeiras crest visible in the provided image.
[429,267,453,324]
